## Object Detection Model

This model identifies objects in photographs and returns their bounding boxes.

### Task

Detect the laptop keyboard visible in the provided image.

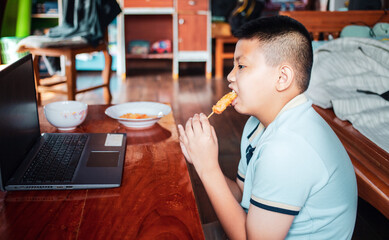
[22,134,88,184]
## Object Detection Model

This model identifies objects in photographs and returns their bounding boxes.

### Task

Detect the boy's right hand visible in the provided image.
[177,113,219,178]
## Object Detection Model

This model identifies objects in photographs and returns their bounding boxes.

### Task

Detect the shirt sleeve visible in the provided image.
[250,131,325,215]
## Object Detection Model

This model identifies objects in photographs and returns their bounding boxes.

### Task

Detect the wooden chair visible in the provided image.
[212,22,237,79]
[22,32,112,105]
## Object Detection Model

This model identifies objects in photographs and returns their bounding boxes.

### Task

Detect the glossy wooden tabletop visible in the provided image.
[0,105,204,240]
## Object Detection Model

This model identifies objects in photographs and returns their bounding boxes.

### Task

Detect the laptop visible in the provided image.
[0,54,126,191]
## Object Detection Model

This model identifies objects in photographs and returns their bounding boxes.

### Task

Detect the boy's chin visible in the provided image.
[234,105,252,116]
[233,105,245,114]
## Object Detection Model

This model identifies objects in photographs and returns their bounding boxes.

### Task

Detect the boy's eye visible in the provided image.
[238,65,246,70]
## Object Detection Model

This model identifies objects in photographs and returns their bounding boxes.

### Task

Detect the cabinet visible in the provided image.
[118,0,211,80]
[177,14,207,51]
[176,0,211,79]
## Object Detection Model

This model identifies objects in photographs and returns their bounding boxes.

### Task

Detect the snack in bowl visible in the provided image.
[44,101,88,131]
[120,113,156,119]
[105,102,171,129]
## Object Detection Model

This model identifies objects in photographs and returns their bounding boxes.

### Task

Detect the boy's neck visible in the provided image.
[258,93,306,128]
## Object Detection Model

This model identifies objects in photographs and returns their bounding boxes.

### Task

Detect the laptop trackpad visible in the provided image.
[87,151,120,167]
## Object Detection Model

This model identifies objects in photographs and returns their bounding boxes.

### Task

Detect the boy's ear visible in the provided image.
[276,65,294,92]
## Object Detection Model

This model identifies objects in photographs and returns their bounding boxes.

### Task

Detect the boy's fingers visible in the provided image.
[211,125,218,143]
[199,113,211,136]
[180,142,191,161]
[185,117,194,137]
[192,114,203,135]
[178,124,183,134]
[178,124,188,144]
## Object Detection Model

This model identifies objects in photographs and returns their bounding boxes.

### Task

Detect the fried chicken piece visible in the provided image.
[212,91,237,114]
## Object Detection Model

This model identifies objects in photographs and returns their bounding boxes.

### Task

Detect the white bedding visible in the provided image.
[306,37,389,153]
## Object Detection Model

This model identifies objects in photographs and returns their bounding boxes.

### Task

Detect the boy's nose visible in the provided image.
[227,67,236,83]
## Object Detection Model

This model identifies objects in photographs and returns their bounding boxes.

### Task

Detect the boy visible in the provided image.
[178,16,357,239]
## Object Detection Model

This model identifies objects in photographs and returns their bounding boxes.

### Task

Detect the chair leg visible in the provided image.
[102,49,112,104]
[205,62,212,82]
[32,55,42,105]
[215,38,224,79]
[65,53,76,101]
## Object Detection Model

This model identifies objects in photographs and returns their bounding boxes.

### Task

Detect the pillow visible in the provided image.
[340,25,373,38]
[372,23,389,37]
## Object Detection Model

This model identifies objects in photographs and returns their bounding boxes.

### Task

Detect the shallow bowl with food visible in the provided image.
[44,101,88,131]
[105,102,171,129]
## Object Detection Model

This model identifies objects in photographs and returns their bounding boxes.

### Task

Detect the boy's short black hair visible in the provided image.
[233,15,313,92]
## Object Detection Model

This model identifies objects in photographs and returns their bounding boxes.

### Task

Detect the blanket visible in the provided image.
[16,0,121,51]
[48,0,121,47]
[306,37,389,153]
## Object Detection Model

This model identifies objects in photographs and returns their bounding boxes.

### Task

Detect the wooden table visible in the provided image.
[0,105,204,240]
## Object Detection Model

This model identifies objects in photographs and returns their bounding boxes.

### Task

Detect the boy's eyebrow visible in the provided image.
[235,55,250,64]
[235,56,243,62]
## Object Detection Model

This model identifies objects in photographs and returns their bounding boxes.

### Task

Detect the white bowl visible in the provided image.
[105,102,171,129]
[44,101,88,131]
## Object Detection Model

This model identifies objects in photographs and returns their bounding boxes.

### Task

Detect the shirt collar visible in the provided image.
[276,93,308,118]
[248,94,308,143]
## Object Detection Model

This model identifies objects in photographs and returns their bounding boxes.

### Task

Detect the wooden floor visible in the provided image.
[40,70,388,239]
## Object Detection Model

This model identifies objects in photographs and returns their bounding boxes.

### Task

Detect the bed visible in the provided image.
[281,10,389,219]
[212,10,389,218]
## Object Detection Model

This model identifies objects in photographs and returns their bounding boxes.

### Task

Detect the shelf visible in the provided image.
[31,13,59,18]
[177,51,208,61]
[117,0,211,79]
[123,8,174,15]
[126,53,173,59]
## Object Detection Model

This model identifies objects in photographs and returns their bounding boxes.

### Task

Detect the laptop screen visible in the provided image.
[0,54,41,188]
